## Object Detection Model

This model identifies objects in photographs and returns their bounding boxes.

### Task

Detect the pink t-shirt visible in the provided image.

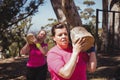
[27,43,47,67]
[47,45,89,80]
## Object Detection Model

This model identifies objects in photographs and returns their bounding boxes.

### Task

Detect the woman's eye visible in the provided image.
[58,33,68,37]
[64,33,68,36]
[58,34,62,36]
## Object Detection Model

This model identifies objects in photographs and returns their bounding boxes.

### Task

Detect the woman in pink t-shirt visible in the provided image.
[20,30,48,80]
[47,23,97,80]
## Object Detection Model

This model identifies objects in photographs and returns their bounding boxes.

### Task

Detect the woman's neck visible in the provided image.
[57,44,68,50]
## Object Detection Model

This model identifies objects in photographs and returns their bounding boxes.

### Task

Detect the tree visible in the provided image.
[109,0,120,50]
[97,0,120,52]
[10,17,33,57]
[1,17,32,58]
[50,0,82,29]
[0,0,44,55]
[80,0,96,37]
[0,0,44,29]
[50,0,95,51]
[81,0,95,25]
[101,0,109,52]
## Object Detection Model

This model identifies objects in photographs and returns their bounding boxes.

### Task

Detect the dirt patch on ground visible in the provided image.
[0,51,120,80]
[0,56,27,80]
[88,51,120,80]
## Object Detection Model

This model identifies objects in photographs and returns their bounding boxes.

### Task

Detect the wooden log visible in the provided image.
[26,33,35,44]
[70,26,95,51]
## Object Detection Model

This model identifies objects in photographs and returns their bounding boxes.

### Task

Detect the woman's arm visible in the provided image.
[36,43,48,56]
[20,43,30,55]
[58,38,86,79]
[87,50,97,73]
[43,45,48,56]
[58,52,79,79]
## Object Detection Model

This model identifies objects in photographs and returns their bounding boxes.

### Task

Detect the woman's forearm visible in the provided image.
[20,43,30,54]
[36,43,47,55]
[58,52,78,79]
[87,52,97,73]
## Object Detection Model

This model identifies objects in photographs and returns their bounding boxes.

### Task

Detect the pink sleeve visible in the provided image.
[47,51,64,74]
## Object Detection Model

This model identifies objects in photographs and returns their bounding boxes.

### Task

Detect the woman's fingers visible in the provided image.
[76,38,87,51]
[77,38,86,46]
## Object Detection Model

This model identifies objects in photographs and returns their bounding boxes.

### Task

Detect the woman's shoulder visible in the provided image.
[47,46,59,56]
[48,45,58,52]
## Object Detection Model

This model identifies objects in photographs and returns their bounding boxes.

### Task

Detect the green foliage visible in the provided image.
[0,0,43,29]
[0,17,33,58]
[79,0,96,25]
[9,42,18,57]
[83,0,95,6]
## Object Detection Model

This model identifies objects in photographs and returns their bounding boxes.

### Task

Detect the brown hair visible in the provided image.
[51,22,69,36]
[37,30,47,36]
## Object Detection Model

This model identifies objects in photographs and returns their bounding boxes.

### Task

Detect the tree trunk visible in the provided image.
[50,0,82,29]
[101,0,108,52]
[50,0,94,51]
[109,0,120,50]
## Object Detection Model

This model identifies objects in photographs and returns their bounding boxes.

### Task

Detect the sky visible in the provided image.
[30,0,102,32]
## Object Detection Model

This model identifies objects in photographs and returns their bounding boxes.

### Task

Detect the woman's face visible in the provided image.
[37,30,46,41]
[53,27,69,49]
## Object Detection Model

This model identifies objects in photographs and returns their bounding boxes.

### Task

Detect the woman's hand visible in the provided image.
[73,38,86,54]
